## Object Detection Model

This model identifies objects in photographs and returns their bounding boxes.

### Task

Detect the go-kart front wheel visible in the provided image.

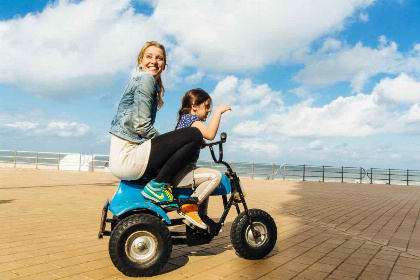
[109,213,172,277]
[230,209,277,259]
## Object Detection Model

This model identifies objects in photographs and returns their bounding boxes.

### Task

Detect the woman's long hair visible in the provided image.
[137,41,167,109]
[176,88,212,128]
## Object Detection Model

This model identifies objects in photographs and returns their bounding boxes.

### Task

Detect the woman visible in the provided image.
[109,41,202,203]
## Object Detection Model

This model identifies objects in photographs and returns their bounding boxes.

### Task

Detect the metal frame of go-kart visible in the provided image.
[98,132,262,245]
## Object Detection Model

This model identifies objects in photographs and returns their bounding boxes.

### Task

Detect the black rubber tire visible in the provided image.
[230,209,277,260]
[109,214,172,277]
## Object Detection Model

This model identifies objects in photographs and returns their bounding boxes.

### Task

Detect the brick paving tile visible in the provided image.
[326,275,356,280]
[331,269,360,278]
[51,275,89,280]
[17,272,60,280]
[397,256,420,268]
[296,269,329,280]
[391,265,420,276]
[309,262,337,273]
[368,258,395,267]
[343,257,370,266]
[373,252,399,261]
[281,261,311,272]
[326,252,350,260]
[389,272,419,280]
[206,264,243,278]
[189,271,223,279]
[262,267,298,280]
[358,271,390,280]
[364,263,393,275]
[48,264,94,278]
[318,257,343,266]
[336,263,364,274]
[228,261,280,279]
[80,266,120,279]
[293,256,319,265]
[11,263,57,277]
[0,271,20,280]
[348,252,375,260]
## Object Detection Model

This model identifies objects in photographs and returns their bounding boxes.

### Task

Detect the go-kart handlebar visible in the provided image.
[203,132,227,164]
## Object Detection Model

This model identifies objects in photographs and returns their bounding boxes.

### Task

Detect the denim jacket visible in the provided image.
[109,71,161,143]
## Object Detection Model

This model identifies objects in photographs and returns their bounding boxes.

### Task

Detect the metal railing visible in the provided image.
[0,150,109,172]
[280,164,366,184]
[197,160,280,180]
[367,168,420,186]
[1,149,420,186]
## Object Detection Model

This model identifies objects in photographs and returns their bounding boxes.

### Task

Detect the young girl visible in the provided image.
[173,88,231,230]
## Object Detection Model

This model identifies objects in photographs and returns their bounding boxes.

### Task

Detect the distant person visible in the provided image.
[172,88,231,229]
[109,41,202,204]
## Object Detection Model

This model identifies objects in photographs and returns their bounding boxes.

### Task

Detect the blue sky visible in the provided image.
[1,0,420,169]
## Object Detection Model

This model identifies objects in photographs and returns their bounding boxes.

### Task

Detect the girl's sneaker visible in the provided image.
[178,204,207,230]
[141,179,174,203]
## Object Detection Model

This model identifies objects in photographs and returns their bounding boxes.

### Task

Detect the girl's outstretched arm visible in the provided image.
[192,105,231,140]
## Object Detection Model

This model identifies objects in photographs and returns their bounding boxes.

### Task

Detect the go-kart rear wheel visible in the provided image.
[109,213,172,277]
[230,209,277,259]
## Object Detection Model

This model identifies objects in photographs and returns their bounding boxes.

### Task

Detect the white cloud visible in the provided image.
[211,76,283,119]
[155,0,374,72]
[359,12,369,22]
[0,0,162,97]
[45,121,90,137]
[0,0,375,96]
[1,113,90,137]
[4,122,39,130]
[233,121,265,137]
[231,75,420,139]
[227,140,280,158]
[373,73,420,104]
[294,37,420,92]
[184,71,204,85]
[309,140,325,150]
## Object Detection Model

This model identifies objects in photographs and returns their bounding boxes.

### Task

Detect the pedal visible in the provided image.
[182,219,196,229]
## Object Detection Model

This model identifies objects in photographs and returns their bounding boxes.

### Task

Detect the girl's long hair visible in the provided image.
[176,88,212,129]
[137,41,167,109]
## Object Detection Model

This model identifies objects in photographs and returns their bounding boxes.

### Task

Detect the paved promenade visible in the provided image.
[2,168,420,279]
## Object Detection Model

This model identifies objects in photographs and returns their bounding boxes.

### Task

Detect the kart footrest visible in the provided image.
[153,197,198,206]
[178,197,199,205]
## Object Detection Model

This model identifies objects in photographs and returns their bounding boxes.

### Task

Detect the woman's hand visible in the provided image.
[215,104,231,115]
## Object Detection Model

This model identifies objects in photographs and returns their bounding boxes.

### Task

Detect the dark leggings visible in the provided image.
[143,127,202,183]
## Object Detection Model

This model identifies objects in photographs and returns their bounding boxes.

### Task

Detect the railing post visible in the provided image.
[79,154,82,171]
[360,167,363,184]
[303,164,306,181]
[36,152,39,169]
[283,164,286,181]
[341,166,344,183]
[14,150,17,168]
[370,168,373,184]
[91,155,94,172]
[322,165,325,182]
[57,153,60,170]
[388,168,391,185]
[272,163,274,180]
[407,169,409,186]
[251,162,254,179]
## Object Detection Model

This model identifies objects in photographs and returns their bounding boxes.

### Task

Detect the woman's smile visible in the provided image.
[140,46,165,79]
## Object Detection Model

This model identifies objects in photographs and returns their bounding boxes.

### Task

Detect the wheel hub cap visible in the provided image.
[125,231,158,263]
[245,222,268,247]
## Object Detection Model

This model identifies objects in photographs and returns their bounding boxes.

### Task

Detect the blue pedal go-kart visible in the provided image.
[98,133,277,277]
